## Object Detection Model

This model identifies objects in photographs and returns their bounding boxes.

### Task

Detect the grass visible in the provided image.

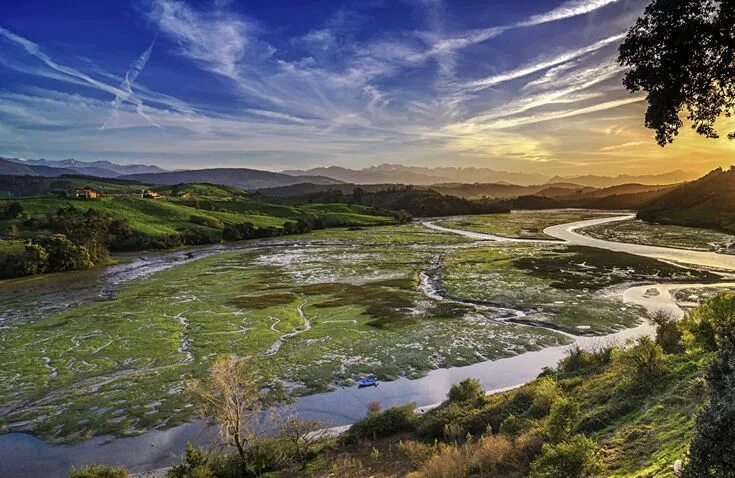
[436,210,612,240]
[0,190,395,244]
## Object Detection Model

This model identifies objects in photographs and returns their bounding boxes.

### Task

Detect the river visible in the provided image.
[2,214,734,477]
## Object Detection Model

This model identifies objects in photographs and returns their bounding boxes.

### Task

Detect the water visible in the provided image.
[2,214,735,477]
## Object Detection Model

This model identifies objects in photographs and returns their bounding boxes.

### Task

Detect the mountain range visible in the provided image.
[1,157,165,177]
[119,168,342,190]
[282,164,550,186]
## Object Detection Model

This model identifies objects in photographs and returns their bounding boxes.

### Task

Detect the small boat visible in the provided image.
[357,376,379,388]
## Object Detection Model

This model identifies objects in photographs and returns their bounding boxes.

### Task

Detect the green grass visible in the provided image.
[0,193,395,244]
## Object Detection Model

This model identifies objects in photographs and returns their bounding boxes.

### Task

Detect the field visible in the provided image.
[435,210,613,239]
[0,211,719,444]
[0,186,395,243]
[581,218,735,254]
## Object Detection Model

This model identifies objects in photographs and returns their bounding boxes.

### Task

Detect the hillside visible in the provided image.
[0,181,399,280]
[0,158,77,177]
[121,168,342,190]
[638,166,735,233]
[270,186,510,217]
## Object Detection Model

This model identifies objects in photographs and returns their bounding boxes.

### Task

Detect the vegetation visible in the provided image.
[92,293,734,477]
[638,167,735,234]
[0,181,400,279]
[619,0,734,145]
[271,186,510,217]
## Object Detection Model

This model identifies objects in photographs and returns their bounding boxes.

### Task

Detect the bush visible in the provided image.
[346,403,416,442]
[545,397,580,443]
[621,336,668,382]
[558,344,613,375]
[680,292,735,352]
[529,434,603,478]
[650,309,682,353]
[1,201,23,219]
[167,443,214,478]
[69,464,128,478]
[498,414,523,437]
[447,378,485,403]
[529,377,561,417]
[189,215,224,230]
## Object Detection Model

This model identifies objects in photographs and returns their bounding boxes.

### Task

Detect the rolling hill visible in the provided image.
[120,168,342,190]
[638,166,735,233]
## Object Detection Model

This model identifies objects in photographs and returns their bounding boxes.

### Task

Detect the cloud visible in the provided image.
[519,0,622,27]
[463,33,625,91]
[146,0,251,79]
[101,36,159,130]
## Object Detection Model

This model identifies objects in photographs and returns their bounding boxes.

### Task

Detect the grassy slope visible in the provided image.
[300,348,710,478]
[0,184,395,242]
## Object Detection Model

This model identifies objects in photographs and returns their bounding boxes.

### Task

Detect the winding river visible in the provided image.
[2,214,735,477]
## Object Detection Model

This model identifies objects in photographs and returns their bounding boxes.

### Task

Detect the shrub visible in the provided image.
[189,215,224,230]
[558,344,613,375]
[447,378,485,403]
[468,434,524,476]
[650,309,682,353]
[2,201,23,219]
[416,402,483,439]
[529,434,603,478]
[529,377,561,417]
[398,440,436,467]
[545,397,580,443]
[167,443,214,478]
[621,336,668,381]
[679,292,735,352]
[346,403,416,442]
[498,414,523,437]
[69,464,128,478]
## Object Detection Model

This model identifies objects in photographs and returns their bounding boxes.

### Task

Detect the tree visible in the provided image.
[530,434,604,478]
[683,338,735,477]
[619,0,735,145]
[186,355,267,464]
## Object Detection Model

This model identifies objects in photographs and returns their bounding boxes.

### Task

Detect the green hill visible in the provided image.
[0,180,399,279]
[638,166,735,233]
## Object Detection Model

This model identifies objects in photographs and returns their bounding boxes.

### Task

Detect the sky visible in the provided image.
[1,0,733,176]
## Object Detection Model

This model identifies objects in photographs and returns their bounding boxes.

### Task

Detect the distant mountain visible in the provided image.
[638,167,735,233]
[511,183,678,210]
[0,157,77,177]
[258,181,591,200]
[547,170,696,188]
[5,157,166,177]
[120,168,343,190]
[282,164,550,186]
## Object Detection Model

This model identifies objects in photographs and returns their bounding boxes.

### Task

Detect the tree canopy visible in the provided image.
[619,0,734,145]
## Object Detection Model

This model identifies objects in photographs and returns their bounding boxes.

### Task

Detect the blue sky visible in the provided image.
[1,0,733,175]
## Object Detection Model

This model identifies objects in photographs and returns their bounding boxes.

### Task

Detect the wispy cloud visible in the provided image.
[463,34,625,91]
[101,36,159,130]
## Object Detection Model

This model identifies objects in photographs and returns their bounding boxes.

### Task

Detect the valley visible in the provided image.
[2,209,734,473]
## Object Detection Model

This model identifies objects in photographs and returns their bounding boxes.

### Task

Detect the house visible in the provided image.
[72,188,98,199]
[141,189,162,199]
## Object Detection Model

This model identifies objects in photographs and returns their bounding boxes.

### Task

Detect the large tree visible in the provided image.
[619,0,734,145]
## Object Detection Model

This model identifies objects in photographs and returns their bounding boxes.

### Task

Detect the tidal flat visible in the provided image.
[0,215,718,443]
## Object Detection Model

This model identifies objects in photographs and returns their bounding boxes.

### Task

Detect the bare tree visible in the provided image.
[186,354,265,461]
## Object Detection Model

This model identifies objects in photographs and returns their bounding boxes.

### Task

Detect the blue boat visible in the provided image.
[357,376,378,388]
